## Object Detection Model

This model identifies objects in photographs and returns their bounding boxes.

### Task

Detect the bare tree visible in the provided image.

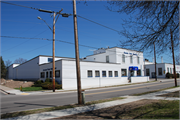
[14,58,27,64]
[5,60,12,68]
[107,1,179,54]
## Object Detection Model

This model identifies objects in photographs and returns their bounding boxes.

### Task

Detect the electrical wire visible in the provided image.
[1,35,144,58]
[4,43,50,59]
[1,1,39,10]
[2,1,121,34]
[2,29,49,52]
[77,15,121,34]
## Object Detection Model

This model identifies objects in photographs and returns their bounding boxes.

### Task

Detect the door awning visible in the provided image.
[129,66,138,71]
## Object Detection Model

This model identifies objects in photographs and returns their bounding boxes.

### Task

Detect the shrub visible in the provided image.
[45,78,52,83]
[176,73,179,78]
[41,82,62,90]
[166,72,170,78]
[32,80,44,87]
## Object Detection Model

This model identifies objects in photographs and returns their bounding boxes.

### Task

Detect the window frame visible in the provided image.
[106,56,109,63]
[122,54,125,63]
[114,71,118,77]
[50,71,52,78]
[146,69,150,76]
[46,71,48,78]
[137,56,140,64]
[87,70,93,77]
[102,71,106,77]
[121,69,127,76]
[55,70,60,78]
[95,70,100,77]
[158,68,162,75]
[108,71,113,77]
[130,56,133,63]
[40,72,45,78]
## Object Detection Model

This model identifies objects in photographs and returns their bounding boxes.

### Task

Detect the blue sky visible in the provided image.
[1,0,178,64]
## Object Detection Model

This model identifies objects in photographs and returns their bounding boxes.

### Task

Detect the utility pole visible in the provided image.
[38,9,63,92]
[170,29,177,87]
[52,12,56,92]
[73,0,82,104]
[154,42,157,81]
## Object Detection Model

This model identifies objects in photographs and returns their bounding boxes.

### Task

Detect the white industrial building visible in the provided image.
[144,62,180,78]
[8,47,150,90]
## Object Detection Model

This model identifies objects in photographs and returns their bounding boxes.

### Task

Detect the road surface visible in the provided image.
[1,79,179,114]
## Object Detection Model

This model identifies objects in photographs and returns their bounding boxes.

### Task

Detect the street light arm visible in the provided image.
[41,19,53,32]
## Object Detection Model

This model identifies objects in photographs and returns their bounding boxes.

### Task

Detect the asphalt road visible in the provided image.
[1,79,179,114]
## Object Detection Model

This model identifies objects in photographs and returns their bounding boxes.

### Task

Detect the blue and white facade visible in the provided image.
[8,47,149,90]
[82,47,144,78]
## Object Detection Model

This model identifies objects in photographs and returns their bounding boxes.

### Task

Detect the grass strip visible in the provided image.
[118,100,179,119]
[15,87,43,91]
[1,97,125,119]
[132,85,179,96]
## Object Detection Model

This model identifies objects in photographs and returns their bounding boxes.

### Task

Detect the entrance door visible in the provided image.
[151,72,155,78]
[130,71,134,76]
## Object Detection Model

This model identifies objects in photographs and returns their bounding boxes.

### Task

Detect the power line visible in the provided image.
[2,1,121,34]
[77,15,121,34]
[4,43,50,59]
[1,36,145,58]
[2,29,49,52]
[1,1,39,10]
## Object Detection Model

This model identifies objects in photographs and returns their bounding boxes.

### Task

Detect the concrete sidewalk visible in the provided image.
[2,87,180,120]
[0,78,176,96]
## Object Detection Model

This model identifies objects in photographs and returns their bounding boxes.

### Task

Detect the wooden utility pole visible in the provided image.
[52,12,56,92]
[170,29,177,87]
[154,42,157,81]
[73,0,82,104]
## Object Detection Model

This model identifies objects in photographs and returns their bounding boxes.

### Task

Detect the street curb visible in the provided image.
[0,89,16,95]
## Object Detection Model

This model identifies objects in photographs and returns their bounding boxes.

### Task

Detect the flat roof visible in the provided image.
[39,58,121,66]
[85,47,143,57]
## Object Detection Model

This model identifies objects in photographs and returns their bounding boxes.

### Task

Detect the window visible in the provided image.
[48,58,53,62]
[121,69,127,76]
[137,69,141,76]
[41,72,45,78]
[50,71,52,78]
[130,56,133,63]
[55,70,60,77]
[109,71,112,77]
[114,71,118,77]
[146,69,150,76]
[167,67,169,73]
[158,68,162,75]
[88,70,93,77]
[95,71,100,77]
[102,71,106,77]
[137,57,140,64]
[122,54,125,63]
[106,56,109,63]
[46,71,48,78]
[170,68,172,73]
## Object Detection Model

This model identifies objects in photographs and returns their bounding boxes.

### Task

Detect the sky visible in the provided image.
[1,0,179,65]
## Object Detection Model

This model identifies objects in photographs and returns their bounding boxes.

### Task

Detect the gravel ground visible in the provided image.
[1,78,34,88]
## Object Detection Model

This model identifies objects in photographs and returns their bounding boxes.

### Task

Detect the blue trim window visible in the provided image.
[121,69,127,76]
[102,71,106,77]
[88,70,93,77]
[48,58,53,62]
[114,71,118,77]
[95,70,100,77]
[109,71,112,77]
